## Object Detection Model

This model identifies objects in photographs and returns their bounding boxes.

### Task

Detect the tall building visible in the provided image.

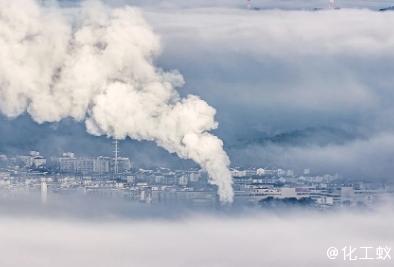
[76,158,95,174]
[94,156,111,174]
[178,175,188,186]
[114,157,132,173]
[59,153,77,173]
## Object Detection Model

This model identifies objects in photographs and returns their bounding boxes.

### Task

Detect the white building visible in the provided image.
[280,187,298,198]
[115,157,132,173]
[178,175,188,186]
[32,156,46,168]
[59,153,77,173]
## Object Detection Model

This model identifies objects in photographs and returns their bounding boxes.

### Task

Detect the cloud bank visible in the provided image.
[0,208,393,267]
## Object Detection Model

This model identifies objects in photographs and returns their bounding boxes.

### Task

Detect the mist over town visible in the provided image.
[1,1,394,266]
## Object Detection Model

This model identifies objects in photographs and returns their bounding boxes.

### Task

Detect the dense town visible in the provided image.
[0,149,393,209]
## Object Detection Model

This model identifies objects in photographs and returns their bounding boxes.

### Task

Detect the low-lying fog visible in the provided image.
[0,194,393,267]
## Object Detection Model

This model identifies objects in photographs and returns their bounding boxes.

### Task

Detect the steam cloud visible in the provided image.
[0,0,233,202]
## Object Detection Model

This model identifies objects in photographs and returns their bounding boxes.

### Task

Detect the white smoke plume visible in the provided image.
[0,0,233,202]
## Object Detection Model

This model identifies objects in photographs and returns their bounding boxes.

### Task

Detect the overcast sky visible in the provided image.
[2,0,394,179]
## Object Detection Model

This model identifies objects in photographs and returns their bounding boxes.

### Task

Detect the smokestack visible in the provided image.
[0,0,234,203]
[113,139,119,178]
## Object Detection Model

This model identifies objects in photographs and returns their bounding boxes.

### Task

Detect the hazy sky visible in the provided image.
[2,0,394,180]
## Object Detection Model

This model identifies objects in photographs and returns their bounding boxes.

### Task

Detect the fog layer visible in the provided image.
[0,207,393,267]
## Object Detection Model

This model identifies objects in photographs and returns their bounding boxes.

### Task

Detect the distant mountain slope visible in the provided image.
[231,126,360,148]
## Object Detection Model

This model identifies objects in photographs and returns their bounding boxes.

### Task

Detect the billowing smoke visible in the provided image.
[0,0,233,202]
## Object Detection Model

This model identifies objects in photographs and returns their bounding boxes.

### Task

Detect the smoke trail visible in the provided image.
[0,0,233,202]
